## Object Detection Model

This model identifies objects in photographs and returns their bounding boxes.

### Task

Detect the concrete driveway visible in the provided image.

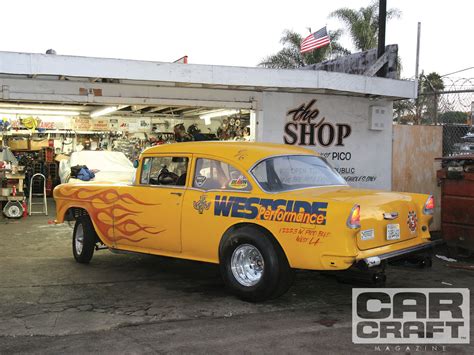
[0,204,473,354]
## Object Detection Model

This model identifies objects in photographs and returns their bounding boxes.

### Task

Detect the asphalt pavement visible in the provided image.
[0,201,473,354]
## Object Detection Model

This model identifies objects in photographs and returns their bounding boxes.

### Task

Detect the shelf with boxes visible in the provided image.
[13,147,58,197]
[6,137,50,151]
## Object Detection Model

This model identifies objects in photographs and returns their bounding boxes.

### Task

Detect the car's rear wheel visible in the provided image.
[73,216,96,264]
[220,226,294,302]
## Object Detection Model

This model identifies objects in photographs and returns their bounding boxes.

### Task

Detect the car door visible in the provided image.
[181,156,253,261]
[114,154,190,253]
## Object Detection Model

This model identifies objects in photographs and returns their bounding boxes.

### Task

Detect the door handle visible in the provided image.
[170,192,182,196]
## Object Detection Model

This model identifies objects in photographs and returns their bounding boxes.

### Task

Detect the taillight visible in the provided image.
[347,204,361,229]
[423,195,435,215]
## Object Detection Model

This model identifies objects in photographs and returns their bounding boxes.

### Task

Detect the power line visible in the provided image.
[441,67,474,78]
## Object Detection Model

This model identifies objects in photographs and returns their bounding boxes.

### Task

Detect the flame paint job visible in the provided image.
[55,185,164,244]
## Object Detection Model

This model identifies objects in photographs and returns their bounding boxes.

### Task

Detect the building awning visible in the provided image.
[0,51,416,100]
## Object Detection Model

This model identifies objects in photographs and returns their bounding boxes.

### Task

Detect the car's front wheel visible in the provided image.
[72,216,96,263]
[219,226,294,302]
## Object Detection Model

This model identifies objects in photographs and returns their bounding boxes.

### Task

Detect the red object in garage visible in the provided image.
[22,200,27,218]
[437,154,474,255]
[46,176,53,197]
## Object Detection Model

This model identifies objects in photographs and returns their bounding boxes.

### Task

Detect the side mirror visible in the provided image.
[133,160,139,169]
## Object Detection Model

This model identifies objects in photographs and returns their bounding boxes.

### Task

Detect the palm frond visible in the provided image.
[258,29,349,69]
[330,1,401,52]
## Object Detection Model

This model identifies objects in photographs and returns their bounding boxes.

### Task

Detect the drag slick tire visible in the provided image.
[219,226,294,302]
[73,216,96,264]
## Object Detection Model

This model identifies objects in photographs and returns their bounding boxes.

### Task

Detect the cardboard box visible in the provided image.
[8,138,29,150]
[1,188,12,196]
[29,139,50,150]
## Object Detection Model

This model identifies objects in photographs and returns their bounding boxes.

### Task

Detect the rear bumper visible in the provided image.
[357,239,443,268]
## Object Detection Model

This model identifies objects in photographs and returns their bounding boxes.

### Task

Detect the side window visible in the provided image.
[140,156,189,186]
[193,158,251,191]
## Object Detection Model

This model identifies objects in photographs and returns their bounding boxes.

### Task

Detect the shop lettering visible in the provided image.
[332,152,352,161]
[284,99,352,147]
[214,195,328,225]
[335,167,356,174]
[344,175,377,182]
[287,99,321,123]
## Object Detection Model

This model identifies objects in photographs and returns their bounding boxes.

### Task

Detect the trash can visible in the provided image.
[437,154,474,256]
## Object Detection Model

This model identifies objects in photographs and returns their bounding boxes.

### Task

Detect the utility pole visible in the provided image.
[377,0,387,77]
[414,22,422,124]
[415,22,421,86]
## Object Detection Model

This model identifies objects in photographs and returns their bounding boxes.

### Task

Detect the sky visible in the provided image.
[1,0,473,79]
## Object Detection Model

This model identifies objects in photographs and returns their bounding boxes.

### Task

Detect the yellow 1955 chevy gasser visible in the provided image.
[54,142,437,301]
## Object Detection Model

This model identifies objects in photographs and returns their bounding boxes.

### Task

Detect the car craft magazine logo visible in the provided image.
[352,288,470,344]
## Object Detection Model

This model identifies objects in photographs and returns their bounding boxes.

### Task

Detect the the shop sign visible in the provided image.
[284,99,352,147]
[261,93,392,190]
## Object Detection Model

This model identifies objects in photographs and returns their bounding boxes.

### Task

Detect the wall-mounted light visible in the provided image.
[199,109,239,121]
[90,105,126,118]
[0,109,80,116]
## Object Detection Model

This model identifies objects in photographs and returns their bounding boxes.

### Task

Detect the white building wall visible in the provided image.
[257,92,393,190]
[0,73,397,191]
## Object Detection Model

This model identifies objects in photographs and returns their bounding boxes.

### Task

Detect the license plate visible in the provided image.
[386,224,400,240]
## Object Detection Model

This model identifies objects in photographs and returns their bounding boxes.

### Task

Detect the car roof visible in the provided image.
[141,142,318,170]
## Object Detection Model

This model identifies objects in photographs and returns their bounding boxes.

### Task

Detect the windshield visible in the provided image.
[250,155,347,192]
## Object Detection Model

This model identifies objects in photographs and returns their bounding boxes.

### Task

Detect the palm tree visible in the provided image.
[393,99,415,123]
[259,29,349,69]
[330,1,401,52]
[422,72,445,93]
[421,72,445,124]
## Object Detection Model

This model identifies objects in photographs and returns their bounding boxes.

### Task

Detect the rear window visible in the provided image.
[251,155,346,192]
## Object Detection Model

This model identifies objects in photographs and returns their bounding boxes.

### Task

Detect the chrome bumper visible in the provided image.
[359,239,443,268]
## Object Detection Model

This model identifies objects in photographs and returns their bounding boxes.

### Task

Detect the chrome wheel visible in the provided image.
[75,223,84,255]
[231,244,264,287]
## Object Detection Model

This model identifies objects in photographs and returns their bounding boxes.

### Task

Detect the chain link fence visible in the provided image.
[442,124,471,156]
[394,74,474,157]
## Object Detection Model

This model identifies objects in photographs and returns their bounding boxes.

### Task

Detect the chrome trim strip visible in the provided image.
[187,187,253,194]
[252,184,349,195]
[135,184,187,191]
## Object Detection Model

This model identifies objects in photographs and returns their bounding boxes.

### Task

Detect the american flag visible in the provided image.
[300,26,331,54]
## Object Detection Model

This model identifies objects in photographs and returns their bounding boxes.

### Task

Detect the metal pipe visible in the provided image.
[377,0,387,59]
[377,0,387,77]
[415,22,421,90]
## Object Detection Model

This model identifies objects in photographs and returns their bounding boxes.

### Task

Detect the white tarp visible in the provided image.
[59,151,135,183]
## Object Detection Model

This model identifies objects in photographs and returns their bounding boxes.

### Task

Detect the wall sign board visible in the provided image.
[259,92,392,190]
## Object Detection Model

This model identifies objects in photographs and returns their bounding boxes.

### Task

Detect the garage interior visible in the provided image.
[0,97,253,218]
